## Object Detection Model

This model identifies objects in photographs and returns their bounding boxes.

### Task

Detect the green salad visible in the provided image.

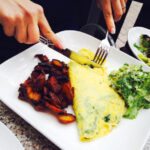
[109,64,150,119]
[134,34,150,66]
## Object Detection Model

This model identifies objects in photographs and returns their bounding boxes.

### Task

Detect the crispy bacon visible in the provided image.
[50,67,62,76]
[34,104,45,111]
[56,75,68,83]
[47,76,61,93]
[34,63,52,73]
[62,67,68,74]
[45,102,66,114]
[49,92,62,107]
[43,86,48,95]
[57,114,76,124]
[62,82,74,104]
[31,70,41,79]
[26,86,41,101]
[52,59,63,68]
[23,77,32,86]
[61,99,68,109]
[18,85,28,101]
[33,74,46,91]
[18,55,74,124]
[35,54,49,62]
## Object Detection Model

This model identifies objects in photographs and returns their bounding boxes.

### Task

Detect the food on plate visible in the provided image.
[18,48,149,141]
[139,34,150,53]
[109,63,150,119]
[18,54,75,124]
[68,49,125,141]
[138,53,150,65]
[134,34,150,66]
[57,113,76,124]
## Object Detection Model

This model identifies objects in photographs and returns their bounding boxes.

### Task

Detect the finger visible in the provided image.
[26,20,40,44]
[102,0,116,34]
[15,15,27,43]
[1,15,15,37]
[120,0,126,14]
[3,22,15,37]
[124,0,128,3]
[111,0,123,22]
[38,14,64,49]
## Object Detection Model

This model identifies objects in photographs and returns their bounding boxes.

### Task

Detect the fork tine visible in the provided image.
[40,36,49,43]
[100,51,108,65]
[39,35,54,46]
[93,47,100,62]
[95,47,103,63]
[40,35,48,41]
[97,49,106,64]
[93,45,109,66]
[94,49,100,62]
[39,37,47,44]
[39,36,45,41]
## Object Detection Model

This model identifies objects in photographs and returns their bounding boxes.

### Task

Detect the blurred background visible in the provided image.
[0,0,149,63]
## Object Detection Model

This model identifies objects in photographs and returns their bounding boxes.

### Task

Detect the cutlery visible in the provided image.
[40,35,101,68]
[93,31,110,65]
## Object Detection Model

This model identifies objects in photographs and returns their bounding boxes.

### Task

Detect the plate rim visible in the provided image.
[0,121,24,150]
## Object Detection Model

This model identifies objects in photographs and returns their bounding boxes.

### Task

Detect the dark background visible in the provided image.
[96,0,150,42]
[0,0,149,63]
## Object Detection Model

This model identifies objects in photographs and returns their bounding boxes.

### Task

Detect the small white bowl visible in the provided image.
[128,26,150,67]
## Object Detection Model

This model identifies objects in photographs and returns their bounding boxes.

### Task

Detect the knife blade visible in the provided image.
[52,45,101,68]
[40,36,101,68]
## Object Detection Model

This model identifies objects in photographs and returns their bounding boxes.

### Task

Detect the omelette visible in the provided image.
[68,49,125,142]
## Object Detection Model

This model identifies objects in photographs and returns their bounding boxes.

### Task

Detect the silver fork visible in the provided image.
[39,35,54,46]
[93,31,110,65]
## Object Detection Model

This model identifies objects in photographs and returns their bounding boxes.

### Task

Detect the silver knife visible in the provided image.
[40,35,101,68]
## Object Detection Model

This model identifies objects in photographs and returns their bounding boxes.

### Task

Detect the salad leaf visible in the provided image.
[138,54,148,63]
[109,64,150,119]
[134,43,145,53]
[123,106,138,119]
[140,35,150,53]
[134,35,150,56]
[134,35,150,66]
[138,54,150,66]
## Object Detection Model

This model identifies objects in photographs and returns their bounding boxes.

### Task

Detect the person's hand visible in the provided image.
[97,0,127,34]
[0,0,63,49]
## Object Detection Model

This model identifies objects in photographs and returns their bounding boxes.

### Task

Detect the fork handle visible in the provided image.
[80,23,115,46]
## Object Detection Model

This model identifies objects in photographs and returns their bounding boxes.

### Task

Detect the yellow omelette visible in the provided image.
[68,49,125,142]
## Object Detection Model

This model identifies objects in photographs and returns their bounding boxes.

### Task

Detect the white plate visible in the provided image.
[0,122,24,150]
[0,30,150,150]
[128,26,150,67]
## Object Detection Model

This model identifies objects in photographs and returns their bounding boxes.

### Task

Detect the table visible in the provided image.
[0,102,60,150]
